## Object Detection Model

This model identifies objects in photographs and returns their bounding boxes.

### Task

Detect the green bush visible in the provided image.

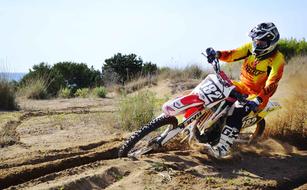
[52,62,102,91]
[20,62,102,97]
[74,88,90,98]
[0,79,18,110]
[93,87,107,98]
[103,53,157,85]
[18,77,48,99]
[58,88,72,98]
[19,63,64,97]
[279,38,307,61]
[118,91,157,131]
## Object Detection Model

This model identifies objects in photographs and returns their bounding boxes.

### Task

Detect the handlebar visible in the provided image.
[229,89,248,104]
[202,49,248,104]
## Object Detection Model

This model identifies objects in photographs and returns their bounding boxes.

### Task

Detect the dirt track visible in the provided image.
[1,96,307,190]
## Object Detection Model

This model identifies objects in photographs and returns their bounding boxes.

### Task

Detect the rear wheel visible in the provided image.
[118,115,178,158]
[237,119,266,143]
[251,119,266,141]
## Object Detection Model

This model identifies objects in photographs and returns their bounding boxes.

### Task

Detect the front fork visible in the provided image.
[156,108,208,146]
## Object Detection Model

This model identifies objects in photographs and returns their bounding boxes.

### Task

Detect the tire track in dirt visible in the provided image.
[8,163,133,190]
[0,109,115,148]
[276,174,307,190]
[0,140,122,189]
[2,143,307,190]
[0,138,124,170]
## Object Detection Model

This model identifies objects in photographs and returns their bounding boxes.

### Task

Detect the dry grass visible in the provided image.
[159,64,208,83]
[168,79,200,94]
[264,56,307,148]
[222,61,243,80]
[0,120,20,147]
[158,64,209,94]
[18,76,49,99]
[123,75,157,94]
[105,76,157,95]
[0,112,21,147]
[118,90,158,131]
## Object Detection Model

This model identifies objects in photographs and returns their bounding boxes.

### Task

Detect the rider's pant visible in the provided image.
[226,80,270,131]
[225,103,251,132]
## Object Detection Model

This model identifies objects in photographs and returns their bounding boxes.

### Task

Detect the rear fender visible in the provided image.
[258,101,282,118]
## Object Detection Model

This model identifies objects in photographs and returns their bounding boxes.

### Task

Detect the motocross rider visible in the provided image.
[205,22,285,158]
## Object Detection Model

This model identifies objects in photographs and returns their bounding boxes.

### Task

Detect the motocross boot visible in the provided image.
[204,125,239,158]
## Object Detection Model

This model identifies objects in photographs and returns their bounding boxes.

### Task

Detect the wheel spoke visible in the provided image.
[118,115,179,158]
[127,126,171,157]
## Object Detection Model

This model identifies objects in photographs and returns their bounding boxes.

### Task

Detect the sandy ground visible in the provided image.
[0,80,307,190]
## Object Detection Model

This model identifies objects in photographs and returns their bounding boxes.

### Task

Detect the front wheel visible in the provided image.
[118,115,178,158]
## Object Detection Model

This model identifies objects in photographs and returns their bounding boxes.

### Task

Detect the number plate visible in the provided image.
[200,79,225,104]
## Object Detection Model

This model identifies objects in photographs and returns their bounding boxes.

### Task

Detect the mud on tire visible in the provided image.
[118,115,178,157]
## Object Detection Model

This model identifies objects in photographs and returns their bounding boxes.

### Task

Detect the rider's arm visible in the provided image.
[218,43,252,62]
[257,52,285,102]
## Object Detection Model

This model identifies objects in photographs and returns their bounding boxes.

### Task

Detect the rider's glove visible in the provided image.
[206,48,221,63]
[245,97,263,113]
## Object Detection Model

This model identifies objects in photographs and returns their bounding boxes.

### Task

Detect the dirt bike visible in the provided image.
[118,50,281,158]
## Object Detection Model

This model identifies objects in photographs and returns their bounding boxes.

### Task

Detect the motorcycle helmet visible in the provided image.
[248,22,280,57]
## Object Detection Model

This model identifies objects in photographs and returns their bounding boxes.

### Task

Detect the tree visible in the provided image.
[103,53,143,84]
[103,53,157,84]
[52,62,102,92]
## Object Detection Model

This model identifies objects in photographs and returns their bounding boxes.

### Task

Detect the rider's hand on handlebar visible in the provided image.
[206,47,220,63]
[245,97,263,113]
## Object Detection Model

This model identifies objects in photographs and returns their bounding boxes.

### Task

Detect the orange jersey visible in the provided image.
[219,42,285,108]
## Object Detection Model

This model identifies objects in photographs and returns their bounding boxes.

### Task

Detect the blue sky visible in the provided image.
[0,0,306,72]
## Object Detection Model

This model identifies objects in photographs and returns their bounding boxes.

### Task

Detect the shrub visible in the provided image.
[19,62,64,97]
[93,87,107,98]
[53,62,102,92]
[74,88,90,98]
[279,38,307,61]
[20,62,102,97]
[58,88,72,98]
[142,62,158,75]
[118,91,157,131]
[0,79,18,110]
[18,77,48,99]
